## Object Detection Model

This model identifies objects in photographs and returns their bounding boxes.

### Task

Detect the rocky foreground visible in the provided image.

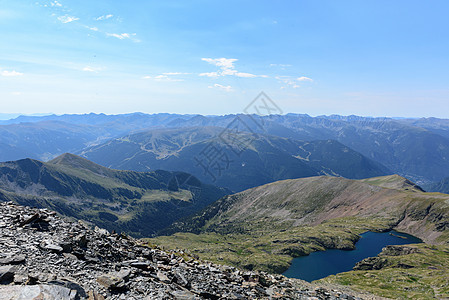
[0,202,374,299]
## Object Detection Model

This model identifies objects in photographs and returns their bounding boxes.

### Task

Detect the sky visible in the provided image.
[1,0,449,118]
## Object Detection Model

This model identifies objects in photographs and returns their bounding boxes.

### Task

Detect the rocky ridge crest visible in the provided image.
[0,202,373,299]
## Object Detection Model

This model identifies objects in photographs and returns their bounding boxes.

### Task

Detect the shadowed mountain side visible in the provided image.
[1,113,449,184]
[0,153,229,237]
[423,176,449,194]
[80,127,391,192]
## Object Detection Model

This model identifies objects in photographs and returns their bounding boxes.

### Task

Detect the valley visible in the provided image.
[1,113,449,299]
[149,175,449,298]
[0,153,228,237]
[80,126,391,192]
[3,1,448,298]
[2,113,449,187]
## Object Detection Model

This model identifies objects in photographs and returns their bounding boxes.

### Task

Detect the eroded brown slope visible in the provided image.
[172,175,449,244]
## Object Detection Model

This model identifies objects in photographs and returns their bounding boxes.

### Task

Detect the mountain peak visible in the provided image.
[48,153,110,175]
[360,174,425,192]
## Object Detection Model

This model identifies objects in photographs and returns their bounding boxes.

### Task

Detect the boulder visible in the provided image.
[0,265,17,283]
[0,284,77,300]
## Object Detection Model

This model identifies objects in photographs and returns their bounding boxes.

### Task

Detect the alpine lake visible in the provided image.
[282,230,422,282]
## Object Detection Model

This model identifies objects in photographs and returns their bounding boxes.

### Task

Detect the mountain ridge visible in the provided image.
[80,126,391,192]
[151,174,449,277]
[0,154,229,237]
[1,112,449,185]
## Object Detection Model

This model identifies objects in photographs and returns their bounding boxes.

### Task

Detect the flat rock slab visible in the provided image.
[0,284,77,300]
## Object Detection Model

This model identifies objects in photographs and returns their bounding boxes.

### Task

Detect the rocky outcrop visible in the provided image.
[377,245,420,257]
[353,245,421,271]
[0,202,367,299]
[353,257,390,271]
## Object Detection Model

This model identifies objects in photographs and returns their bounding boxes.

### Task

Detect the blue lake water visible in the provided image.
[282,230,422,282]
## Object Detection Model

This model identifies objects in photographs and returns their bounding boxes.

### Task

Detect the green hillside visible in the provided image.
[149,175,449,298]
[0,153,228,237]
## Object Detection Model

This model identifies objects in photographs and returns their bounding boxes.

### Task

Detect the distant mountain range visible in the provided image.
[1,112,448,299]
[0,153,228,237]
[80,126,390,192]
[0,112,449,187]
[424,176,449,194]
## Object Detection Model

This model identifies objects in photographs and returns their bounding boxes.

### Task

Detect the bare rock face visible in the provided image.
[353,257,390,271]
[0,284,76,300]
[0,202,364,299]
[378,245,420,256]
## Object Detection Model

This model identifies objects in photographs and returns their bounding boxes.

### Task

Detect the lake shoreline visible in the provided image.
[282,230,422,282]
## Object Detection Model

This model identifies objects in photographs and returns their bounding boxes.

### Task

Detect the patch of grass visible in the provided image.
[139,189,192,203]
[317,244,449,299]
[148,216,393,273]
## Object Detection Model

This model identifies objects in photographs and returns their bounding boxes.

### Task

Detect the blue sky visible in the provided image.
[1,0,449,117]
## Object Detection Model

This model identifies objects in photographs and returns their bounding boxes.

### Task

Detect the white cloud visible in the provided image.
[1,70,23,77]
[10,92,22,96]
[88,26,99,31]
[106,32,139,42]
[200,58,263,78]
[270,64,292,68]
[96,14,113,21]
[162,72,190,75]
[51,1,62,7]
[297,76,313,82]
[276,75,313,89]
[82,66,103,73]
[235,72,257,78]
[199,72,220,78]
[208,83,233,92]
[202,58,238,70]
[106,33,131,39]
[142,74,184,82]
[57,15,79,23]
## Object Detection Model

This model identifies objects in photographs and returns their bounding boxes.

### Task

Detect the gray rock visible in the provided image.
[378,245,420,256]
[156,271,171,283]
[96,273,124,290]
[0,284,77,300]
[354,257,390,270]
[0,265,17,283]
[0,201,365,300]
[170,289,197,300]
[41,242,64,253]
[0,255,26,265]
[174,271,189,287]
[130,261,151,270]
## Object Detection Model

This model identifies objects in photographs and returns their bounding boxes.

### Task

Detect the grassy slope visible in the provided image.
[317,244,449,299]
[0,153,228,237]
[151,217,392,273]
[148,175,449,298]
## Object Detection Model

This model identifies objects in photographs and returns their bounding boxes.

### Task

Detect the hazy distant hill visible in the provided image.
[149,113,449,184]
[424,176,449,194]
[0,153,228,237]
[0,121,101,162]
[237,114,449,184]
[1,112,449,184]
[0,113,194,162]
[80,127,390,192]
